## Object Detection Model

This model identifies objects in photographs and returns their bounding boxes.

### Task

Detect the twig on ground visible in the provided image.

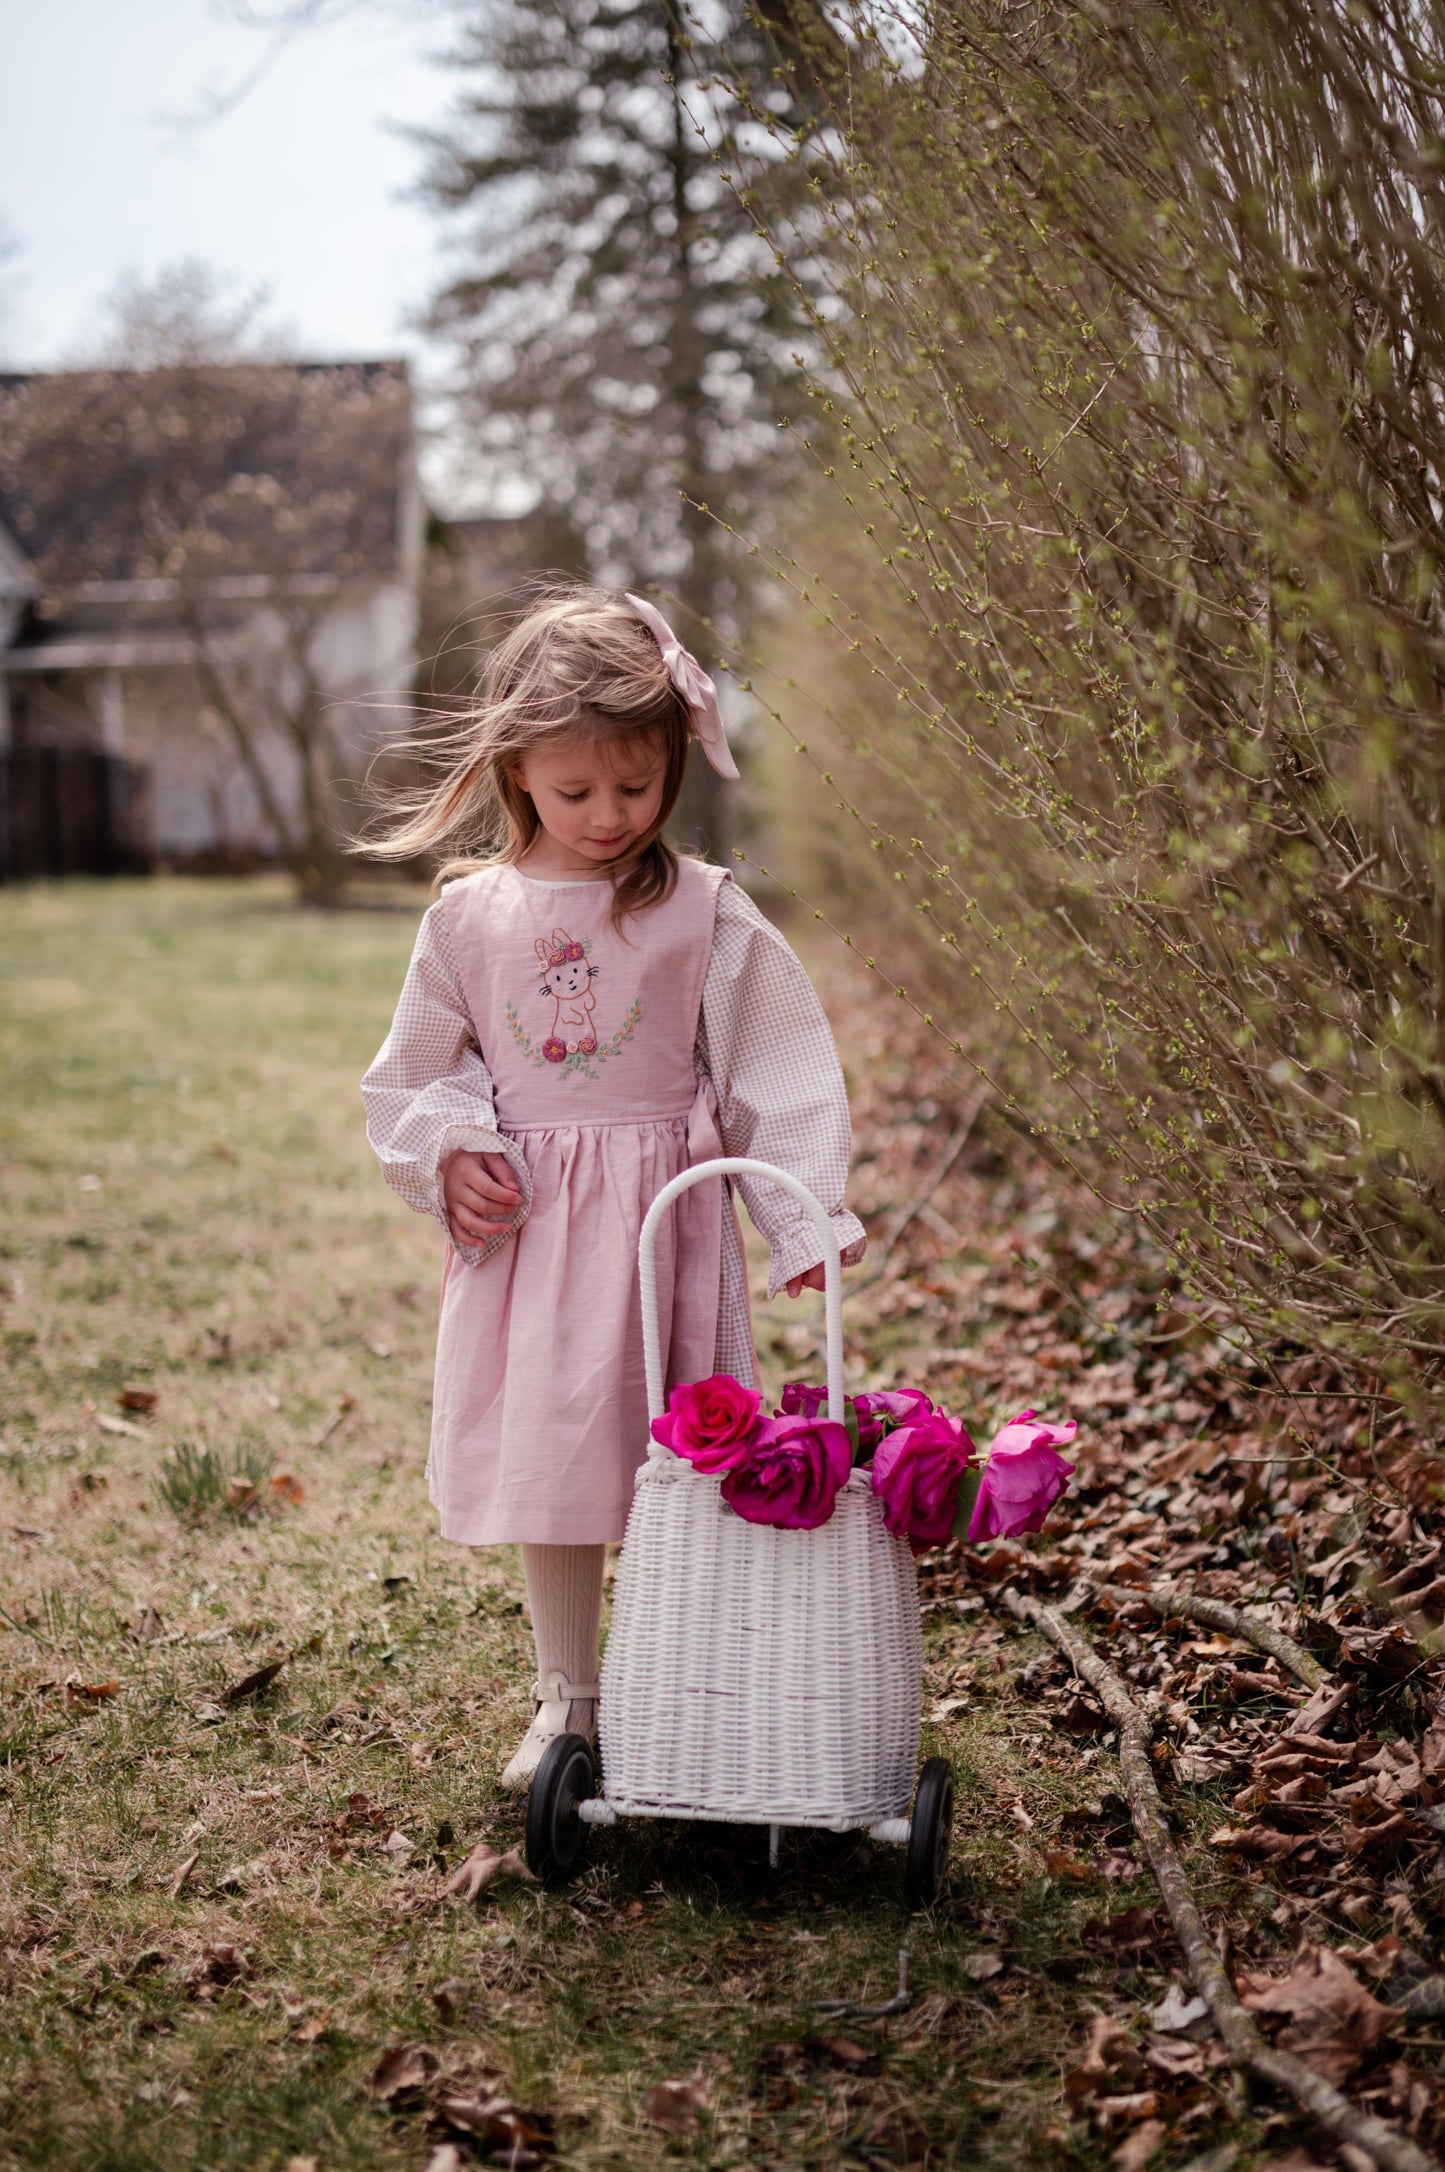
[807,1948,912,2018]
[854,1087,989,1289]
[1129,1582,1332,1691]
[1001,1586,1440,2172]
[308,1394,355,1450]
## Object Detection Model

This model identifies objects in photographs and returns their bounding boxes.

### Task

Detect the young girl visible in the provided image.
[362,588,865,1787]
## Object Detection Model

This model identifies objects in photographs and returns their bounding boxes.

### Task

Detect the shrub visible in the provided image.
[737,0,1445,1409]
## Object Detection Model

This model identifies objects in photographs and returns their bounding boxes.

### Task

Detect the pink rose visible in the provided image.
[870,1410,977,1551]
[777,1383,933,1459]
[542,1037,567,1064]
[651,1373,764,1472]
[968,1410,1076,1542]
[853,1386,933,1455]
[579,1034,598,1055]
[720,1413,853,1531]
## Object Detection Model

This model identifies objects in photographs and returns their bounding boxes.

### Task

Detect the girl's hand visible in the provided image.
[442,1149,522,1248]
[784,1238,866,1300]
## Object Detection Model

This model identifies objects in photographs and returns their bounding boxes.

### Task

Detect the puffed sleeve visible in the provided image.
[361,901,531,1268]
[697,877,867,1297]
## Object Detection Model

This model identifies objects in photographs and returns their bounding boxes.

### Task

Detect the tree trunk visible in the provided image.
[665,0,733,864]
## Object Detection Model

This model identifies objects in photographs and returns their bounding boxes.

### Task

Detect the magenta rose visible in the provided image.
[651,1373,764,1472]
[852,1386,933,1455]
[720,1413,853,1531]
[778,1381,828,1420]
[542,1036,567,1064]
[968,1410,1077,1542]
[870,1410,977,1551]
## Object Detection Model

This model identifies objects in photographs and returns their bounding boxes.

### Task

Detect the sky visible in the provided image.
[0,0,462,371]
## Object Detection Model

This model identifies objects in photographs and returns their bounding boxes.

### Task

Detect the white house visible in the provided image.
[0,358,423,875]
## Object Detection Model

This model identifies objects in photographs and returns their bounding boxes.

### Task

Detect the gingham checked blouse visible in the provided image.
[364,870,866,1298]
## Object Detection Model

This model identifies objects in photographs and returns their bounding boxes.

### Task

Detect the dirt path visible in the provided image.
[0,878,1441,2171]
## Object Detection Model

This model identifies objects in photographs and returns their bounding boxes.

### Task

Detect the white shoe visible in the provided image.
[500,1671,599,1792]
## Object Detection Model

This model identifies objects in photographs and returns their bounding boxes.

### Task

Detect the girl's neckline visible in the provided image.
[511,867,612,888]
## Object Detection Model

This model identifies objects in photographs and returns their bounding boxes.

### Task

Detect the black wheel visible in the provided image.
[524,1733,596,1886]
[905,1757,953,1910]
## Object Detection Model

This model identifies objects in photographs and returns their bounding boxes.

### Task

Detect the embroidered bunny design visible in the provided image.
[535,928,599,1062]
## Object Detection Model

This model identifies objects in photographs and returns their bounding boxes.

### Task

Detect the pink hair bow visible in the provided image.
[626,593,739,780]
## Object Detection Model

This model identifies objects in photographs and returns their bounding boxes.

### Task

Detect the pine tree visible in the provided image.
[419,0,834,852]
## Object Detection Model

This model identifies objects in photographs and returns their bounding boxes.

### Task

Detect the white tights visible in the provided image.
[520,1542,605,1731]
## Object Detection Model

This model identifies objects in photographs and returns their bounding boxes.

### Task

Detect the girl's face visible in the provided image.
[517,729,668,874]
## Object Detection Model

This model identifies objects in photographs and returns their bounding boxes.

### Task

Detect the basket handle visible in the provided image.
[638,1157,845,1434]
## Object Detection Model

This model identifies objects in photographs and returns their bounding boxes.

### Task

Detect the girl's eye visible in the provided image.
[557,790,589,804]
[621,784,652,798]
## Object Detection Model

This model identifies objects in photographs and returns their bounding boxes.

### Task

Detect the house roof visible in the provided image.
[0,358,415,601]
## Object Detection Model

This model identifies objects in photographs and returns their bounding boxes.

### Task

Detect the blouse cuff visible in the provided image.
[766,1210,868,1299]
[433,1125,532,1269]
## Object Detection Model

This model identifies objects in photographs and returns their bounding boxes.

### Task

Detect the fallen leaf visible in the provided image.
[1142,2033,1205,2080]
[1046,1849,1101,1883]
[382,1830,415,1861]
[65,1678,119,1705]
[422,2150,464,2172]
[433,2091,555,2160]
[118,1384,159,1414]
[292,2012,330,2043]
[187,1943,249,1988]
[641,2078,709,2134]
[369,2042,438,2101]
[1092,2092,1159,2126]
[270,1471,305,1505]
[1209,1824,1306,1862]
[1083,1907,1168,1956]
[224,1659,285,1704]
[1337,1932,1403,1980]
[285,2158,319,2172]
[963,1951,1004,1981]
[97,1412,146,1439]
[927,1695,969,1722]
[1064,2015,1146,2105]
[1237,1944,1397,2084]
[1114,2120,1167,2172]
[1148,1983,1208,2033]
[130,1606,164,1643]
[809,2036,874,2068]
[440,1842,536,1902]
[168,1850,200,1897]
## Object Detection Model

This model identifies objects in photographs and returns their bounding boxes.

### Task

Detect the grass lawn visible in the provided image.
[0,877,1248,2172]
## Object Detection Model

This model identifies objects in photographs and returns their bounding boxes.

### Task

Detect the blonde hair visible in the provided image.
[368,584,692,921]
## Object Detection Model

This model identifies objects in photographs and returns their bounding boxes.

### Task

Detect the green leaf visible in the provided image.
[951,1461,984,1544]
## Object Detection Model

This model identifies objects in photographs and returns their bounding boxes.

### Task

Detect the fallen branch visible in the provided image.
[1001,1587,1439,2172]
[1131,1582,1331,1691]
[854,1087,988,1289]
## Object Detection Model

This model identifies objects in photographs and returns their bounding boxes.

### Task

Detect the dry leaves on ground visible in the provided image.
[1237,1945,1398,2086]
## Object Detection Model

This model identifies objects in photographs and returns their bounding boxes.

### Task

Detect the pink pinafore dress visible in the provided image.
[429,858,737,1546]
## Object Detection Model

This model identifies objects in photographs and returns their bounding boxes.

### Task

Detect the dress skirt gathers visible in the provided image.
[361,858,868,1550]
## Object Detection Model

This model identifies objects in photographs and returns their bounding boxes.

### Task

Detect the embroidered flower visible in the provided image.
[579,1034,598,1055]
[541,1036,567,1064]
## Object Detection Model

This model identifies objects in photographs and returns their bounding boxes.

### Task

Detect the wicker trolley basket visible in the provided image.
[524,1158,953,1908]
